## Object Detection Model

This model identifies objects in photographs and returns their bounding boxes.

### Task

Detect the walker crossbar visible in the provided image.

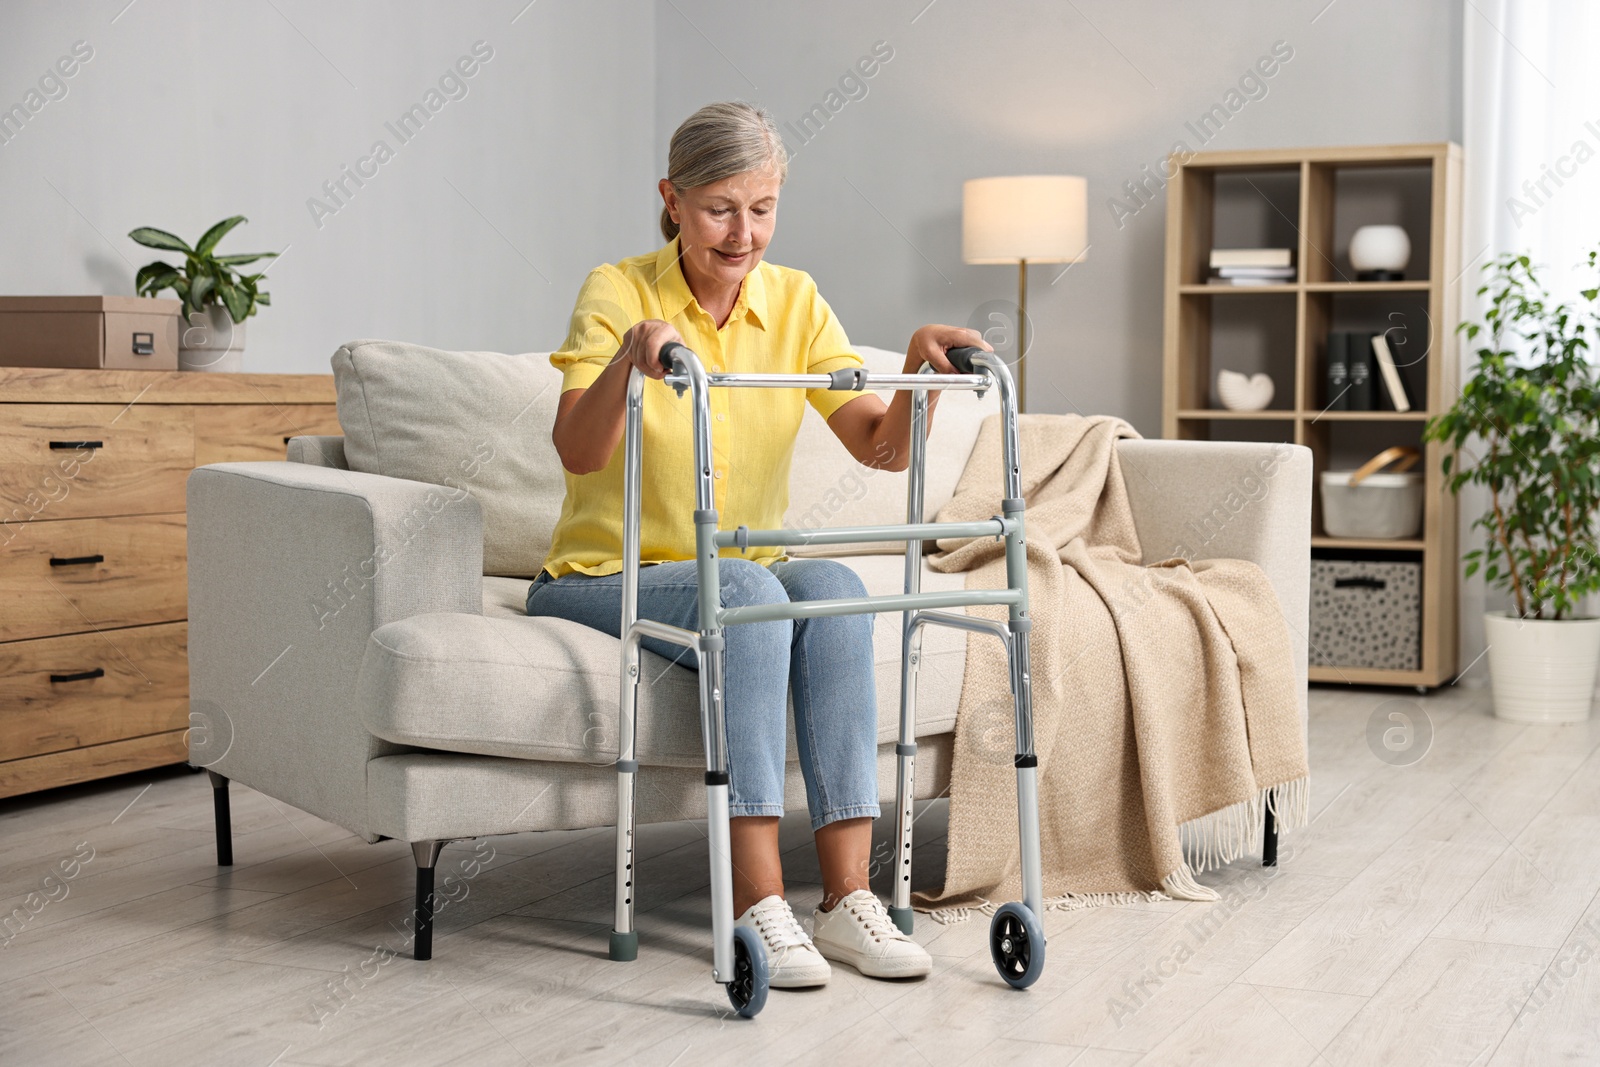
[662,370,993,394]
[718,518,1017,548]
[610,341,1047,1014]
[719,589,1021,627]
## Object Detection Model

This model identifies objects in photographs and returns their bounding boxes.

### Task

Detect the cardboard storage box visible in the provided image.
[0,296,182,371]
[1310,556,1422,670]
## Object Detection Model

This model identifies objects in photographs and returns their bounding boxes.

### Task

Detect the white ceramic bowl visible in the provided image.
[1349,225,1411,273]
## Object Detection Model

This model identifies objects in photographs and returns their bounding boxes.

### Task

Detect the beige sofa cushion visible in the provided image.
[358,557,970,767]
[333,340,566,579]
[783,344,999,555]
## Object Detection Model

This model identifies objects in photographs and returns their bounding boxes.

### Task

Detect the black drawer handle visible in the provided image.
[1334,576,1387,590]
[49,441,102,450]
[131,332,155,355]
[51,668,105,684]
[49,554,104,567]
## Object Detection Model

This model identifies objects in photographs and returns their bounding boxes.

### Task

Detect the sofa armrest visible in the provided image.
[286,435,348,469]
[1115,439,1312,726]
[186,461,483,837]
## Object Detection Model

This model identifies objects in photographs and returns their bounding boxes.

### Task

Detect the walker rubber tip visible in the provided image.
[609,930,639,961]
[888,905,915,936]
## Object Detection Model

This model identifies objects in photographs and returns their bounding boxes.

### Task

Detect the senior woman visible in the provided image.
[527,101,990,989]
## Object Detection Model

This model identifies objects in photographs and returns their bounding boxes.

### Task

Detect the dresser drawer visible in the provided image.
[0,403,193,521]
[0,514,186,642]
[0,622,187,760]
[193,403,343,464]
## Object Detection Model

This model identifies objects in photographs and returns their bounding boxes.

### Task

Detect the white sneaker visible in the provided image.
[734,895,831,988]
[811,890,933,979]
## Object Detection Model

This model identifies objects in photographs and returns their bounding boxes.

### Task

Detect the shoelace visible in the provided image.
[748,898,814,951]
[841,893,909,943]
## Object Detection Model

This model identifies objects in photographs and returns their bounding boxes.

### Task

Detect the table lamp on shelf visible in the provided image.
[962,175,1088,411]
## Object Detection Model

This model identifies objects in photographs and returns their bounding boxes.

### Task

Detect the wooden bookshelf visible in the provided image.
[1161,143,1463,689]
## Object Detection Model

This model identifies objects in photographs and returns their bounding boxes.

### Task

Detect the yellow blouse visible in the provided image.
[539,237,869,579]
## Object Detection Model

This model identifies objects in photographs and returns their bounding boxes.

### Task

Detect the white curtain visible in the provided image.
[1461,0,1600,675]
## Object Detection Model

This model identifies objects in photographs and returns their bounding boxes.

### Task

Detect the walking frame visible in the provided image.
[608,341,1046,1017]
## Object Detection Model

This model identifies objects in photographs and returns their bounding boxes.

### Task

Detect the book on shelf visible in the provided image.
[1210,248,1293,269]
[1347,330,1373,410]
[1215,265,1296,279]
[1325,331,1350,411]
[1207,275,1296,286]
[1371,331,1411,412]
[1207,265,1297,286]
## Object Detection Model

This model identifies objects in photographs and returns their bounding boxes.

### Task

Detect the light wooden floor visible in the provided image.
[3,683,1598,1066]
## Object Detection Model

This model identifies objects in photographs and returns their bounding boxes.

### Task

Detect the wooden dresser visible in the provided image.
[0,367,341,798]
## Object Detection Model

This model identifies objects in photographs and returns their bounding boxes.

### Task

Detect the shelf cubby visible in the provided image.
[1162,143,1463,688]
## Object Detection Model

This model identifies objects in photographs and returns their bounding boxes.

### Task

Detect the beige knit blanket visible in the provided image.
[911,413,1309,919]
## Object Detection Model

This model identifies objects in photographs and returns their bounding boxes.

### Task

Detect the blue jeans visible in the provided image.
[526,557,881,830]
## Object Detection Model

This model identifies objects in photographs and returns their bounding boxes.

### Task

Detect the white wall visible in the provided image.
[0,0,656,373]
[655,0,1462,434]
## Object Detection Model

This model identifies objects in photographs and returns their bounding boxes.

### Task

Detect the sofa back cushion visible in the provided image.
[782,344,1000,555]
[331,339,995,576]
[333,339,565,578]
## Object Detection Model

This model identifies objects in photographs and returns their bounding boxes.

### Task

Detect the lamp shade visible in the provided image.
[962,175,1088,264]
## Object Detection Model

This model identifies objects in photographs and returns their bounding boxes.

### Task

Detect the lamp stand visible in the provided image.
[1017,258,1028,413]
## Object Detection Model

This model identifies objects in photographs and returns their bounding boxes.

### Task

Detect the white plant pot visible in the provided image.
[1484,612,1600,723]
[178,305,246,372]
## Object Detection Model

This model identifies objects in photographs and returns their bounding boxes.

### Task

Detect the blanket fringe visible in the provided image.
[1178,776,1311,875]
[922,777,1311,924]
[1160,863,1220,901]
[925,888,1170,926]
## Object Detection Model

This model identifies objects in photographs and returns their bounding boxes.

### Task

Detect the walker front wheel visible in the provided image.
[726,925,769,1018]
[989,902,1044,989]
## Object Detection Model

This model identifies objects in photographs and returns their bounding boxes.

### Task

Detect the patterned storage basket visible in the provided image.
[1310,558,1421,670]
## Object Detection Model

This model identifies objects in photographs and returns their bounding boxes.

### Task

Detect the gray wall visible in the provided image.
[0,0,655,373]
[2,0,1460,427]
[656,0,1462,432]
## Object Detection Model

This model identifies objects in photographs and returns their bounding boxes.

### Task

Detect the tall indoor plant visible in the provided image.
[1425,250,1600,721]
[129,215,276,372]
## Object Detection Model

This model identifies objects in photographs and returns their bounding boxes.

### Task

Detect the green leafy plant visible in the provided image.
[129,215,276,324]
[1425,250,1600,620]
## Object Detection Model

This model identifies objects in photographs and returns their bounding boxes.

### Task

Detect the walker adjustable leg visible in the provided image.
[1010,628,1044,921]
[891,379,931,936]
[701,639,736,986]
[205,770,233,867]
[612,754,641,961]
[613,376,646,962]
[612,631,644,961]
[889,625,924,935]
[707,771,735,977]
[411,840,445,961]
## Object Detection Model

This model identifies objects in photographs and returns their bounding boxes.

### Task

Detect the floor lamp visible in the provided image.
[962,175,1089,412]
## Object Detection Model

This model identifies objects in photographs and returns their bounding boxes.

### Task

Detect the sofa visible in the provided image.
[185,339,1312,959]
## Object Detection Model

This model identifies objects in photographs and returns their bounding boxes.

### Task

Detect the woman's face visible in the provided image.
[661,164,780,291]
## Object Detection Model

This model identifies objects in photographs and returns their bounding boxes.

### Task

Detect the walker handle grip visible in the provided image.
[658,341,692,377]
[945,346,985,374]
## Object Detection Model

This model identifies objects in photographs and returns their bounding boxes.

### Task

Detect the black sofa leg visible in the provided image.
[206,770,233,866]
[411,841,445,961]
[1262,802,1278,868]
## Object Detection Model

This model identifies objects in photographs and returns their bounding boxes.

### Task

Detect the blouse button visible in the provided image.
[716,413,727,422]
[714,469,724,479]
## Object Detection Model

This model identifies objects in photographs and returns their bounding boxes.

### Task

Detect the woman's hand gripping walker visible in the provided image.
[608,340,1045,1018]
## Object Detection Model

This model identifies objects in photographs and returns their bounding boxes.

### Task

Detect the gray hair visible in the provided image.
[660,101,788,242]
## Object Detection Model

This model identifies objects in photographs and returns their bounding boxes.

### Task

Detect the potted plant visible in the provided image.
[1425,250,1600,722]
[129,216,276,372]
